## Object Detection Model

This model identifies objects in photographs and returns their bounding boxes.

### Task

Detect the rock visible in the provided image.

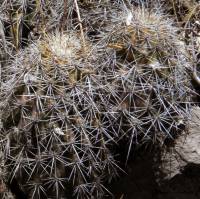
[156,106,200,181]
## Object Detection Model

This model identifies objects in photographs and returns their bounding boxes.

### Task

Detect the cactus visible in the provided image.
[1,31,120,198]
[97,6,192,160]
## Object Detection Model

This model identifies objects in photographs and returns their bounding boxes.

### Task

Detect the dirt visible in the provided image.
[110,151,200,199]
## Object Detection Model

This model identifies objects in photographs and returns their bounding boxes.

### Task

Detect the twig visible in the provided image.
[74,0,86,52]
[123,0,132,11]
[60,0,68,31]
[192,64,200,86]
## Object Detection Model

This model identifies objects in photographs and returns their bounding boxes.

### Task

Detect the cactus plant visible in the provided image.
[1,31,120,198]
[97,6,192,160]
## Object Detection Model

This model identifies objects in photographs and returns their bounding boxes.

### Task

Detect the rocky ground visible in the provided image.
[109,107,200,199]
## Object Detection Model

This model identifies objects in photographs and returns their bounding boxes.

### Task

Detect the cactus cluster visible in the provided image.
[0,1,195,198]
